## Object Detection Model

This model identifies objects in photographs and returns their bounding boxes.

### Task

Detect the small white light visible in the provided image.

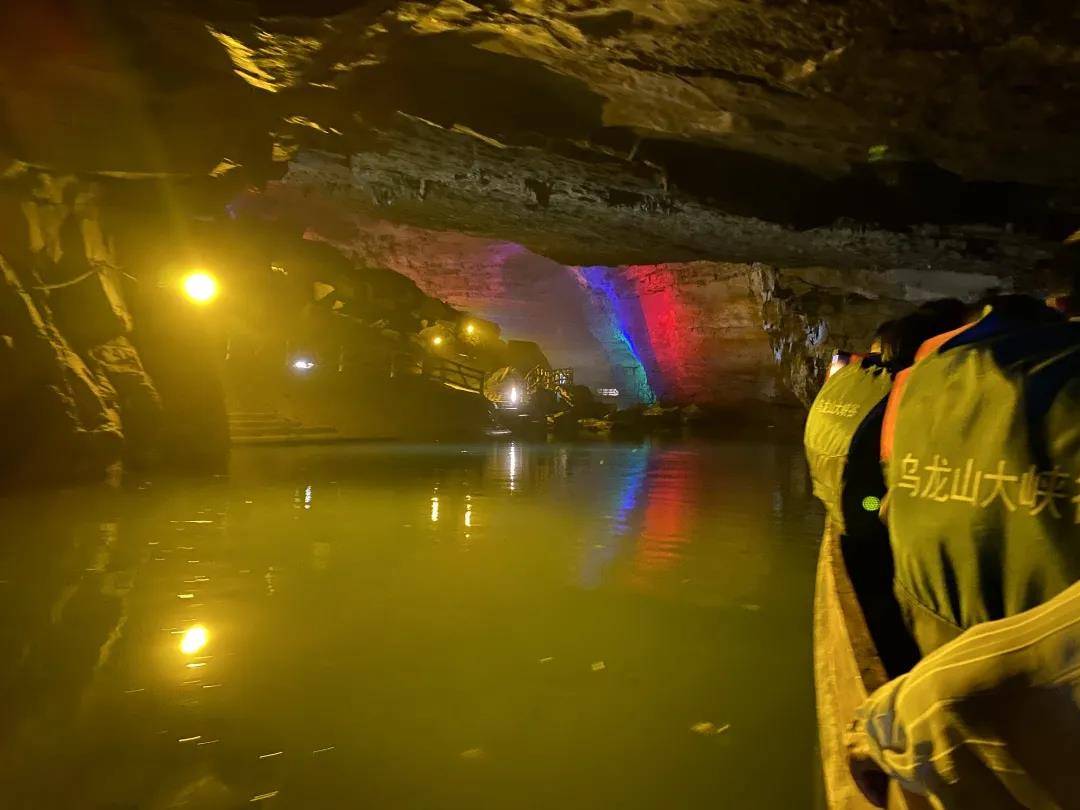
[509,386,520,406]
[292,358,316,371]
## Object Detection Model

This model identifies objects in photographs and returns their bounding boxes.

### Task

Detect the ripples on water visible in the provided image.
[0,438,824,809]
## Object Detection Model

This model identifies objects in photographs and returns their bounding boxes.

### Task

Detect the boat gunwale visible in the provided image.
[813,522,930,810]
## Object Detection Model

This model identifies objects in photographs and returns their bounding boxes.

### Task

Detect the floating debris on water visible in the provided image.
[250,791,279,802]
[460,748,486,760]
[539,656,554,664]
[690,722,731,736]
[591,661,606,672]
[259,751,284,759]
[312,746,335,755]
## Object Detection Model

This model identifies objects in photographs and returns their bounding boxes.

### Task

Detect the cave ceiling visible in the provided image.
[3,0,1080,270]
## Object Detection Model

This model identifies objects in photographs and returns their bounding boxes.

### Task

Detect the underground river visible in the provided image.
[0,438,825,809]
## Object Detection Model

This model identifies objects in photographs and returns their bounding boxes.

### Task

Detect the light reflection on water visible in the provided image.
[0,438,823,809]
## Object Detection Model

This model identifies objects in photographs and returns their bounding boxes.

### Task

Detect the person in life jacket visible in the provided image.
[804,346,891,536]
[884,287,1079,657]
[805,303,968,673]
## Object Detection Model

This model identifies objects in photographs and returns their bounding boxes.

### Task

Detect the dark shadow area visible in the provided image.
[342,32,606,140]
[638,138,1080,238]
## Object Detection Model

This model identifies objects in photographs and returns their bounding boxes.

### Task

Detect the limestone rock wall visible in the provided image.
[307,207,1049,413]
[571,262,788,407]
[291,205,792,408]
[0,173,162,481]
[748,264,1006,406]
[283,208,623,396]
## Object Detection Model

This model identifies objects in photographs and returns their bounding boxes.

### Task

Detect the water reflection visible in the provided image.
[180,626,208,655]
[507,442,518,491]
[0,438,823,810]
[579,447,648,589]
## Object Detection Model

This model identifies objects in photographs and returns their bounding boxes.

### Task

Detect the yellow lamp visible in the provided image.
[182,272,218,304]
[464,323,476,335]
[431,335,444,347]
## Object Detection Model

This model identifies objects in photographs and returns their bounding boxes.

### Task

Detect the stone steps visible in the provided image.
[228,411,342,445]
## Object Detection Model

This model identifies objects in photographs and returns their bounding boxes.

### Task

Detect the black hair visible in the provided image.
[975,293,1065,324]
[872,318,897,341]
[915,298,970,325]
[1036,241,1080,310]
[879,298,968,372]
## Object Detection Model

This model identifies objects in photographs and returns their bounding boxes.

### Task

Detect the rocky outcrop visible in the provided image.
[3,2,1079,270]
[0,172,164,481]
[571,262,787,406]
[748,264,1004,406]
[0,255,123,480]
[277,125,1057,271]
[280,204,790,408]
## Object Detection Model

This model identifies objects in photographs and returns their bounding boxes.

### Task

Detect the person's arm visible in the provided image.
[844,674,918,808]
[845,583,1080,809]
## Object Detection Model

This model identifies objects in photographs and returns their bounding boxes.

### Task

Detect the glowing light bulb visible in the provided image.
[292,358,316,371]
[465,323,476,335]
[180,625,208,654]
[432,335,444,347]
[182,272,218,303]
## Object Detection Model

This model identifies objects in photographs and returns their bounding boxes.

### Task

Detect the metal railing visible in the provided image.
[522,366,576,408]
[525,366,573,395]
[422,356,486,395]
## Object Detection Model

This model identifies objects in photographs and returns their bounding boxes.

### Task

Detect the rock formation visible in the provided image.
[1,0,1078,476]
[0,172,160,481]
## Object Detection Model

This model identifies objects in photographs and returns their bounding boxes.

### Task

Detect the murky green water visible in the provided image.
[0,439,824,809]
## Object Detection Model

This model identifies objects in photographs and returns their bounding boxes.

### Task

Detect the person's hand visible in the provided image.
[845,721,889,807]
